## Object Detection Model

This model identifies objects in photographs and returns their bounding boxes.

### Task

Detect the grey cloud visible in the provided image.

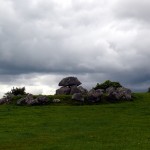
[0,0,149,95]
[114,0,150,23]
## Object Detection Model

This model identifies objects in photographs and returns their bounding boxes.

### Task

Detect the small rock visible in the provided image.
[53,99,61,103]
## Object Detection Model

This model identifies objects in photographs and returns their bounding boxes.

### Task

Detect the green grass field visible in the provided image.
[0,93,150,150]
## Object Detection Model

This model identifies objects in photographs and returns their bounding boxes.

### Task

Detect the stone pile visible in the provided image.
[87,89,104,103]
[0,97,11,104]
[56,77,132,103]
[106,87,132,101]
[0,77,132,106]
[86,86,132,103]
[17,94,49,105]
[56,77,87,95]
[0,93,14,104]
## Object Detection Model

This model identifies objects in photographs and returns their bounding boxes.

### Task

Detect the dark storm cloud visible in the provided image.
[0,0,150,96]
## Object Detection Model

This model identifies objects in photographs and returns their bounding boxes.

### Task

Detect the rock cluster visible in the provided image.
[87,89,104,103]
[0,97,11,104]
[0,94,14,104]
[56,77,132,103]
[56,77,87,95]
[106,87,132,101]
[0,77,132,106]
[87,86,132,103]
[17,94,49,105]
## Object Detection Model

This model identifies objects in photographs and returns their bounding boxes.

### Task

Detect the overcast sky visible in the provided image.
[0,0,150,97]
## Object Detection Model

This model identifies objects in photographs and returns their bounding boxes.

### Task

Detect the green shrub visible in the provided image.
[5,87,27,97]
[94,80,122,90]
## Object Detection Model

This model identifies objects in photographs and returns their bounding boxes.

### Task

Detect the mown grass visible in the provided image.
[0,93,150,150]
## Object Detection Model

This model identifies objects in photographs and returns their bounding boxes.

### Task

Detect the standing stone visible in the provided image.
[56,76,83,95]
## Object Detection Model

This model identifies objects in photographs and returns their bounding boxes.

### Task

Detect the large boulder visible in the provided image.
[35,96,49,105]
[106,87,132,101]
[17,94,49,105]
[56,85,88,95]
[70,85,81,95]
[58,77,81,87]
[106,87,116,94]
[17,94,34,105]
[87,89,103,103]
[72,93,84,102]
[78,86,88,95]
[56,87,71,95]
[116,87,132,100]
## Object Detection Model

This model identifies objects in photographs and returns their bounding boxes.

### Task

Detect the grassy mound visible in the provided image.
[9,93,133,106]
[0,93,150,149]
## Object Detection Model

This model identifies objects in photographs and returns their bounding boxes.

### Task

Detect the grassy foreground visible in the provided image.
[0,93,150,150]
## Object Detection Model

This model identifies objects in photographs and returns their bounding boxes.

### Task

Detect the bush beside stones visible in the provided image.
[0,77,132,106]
